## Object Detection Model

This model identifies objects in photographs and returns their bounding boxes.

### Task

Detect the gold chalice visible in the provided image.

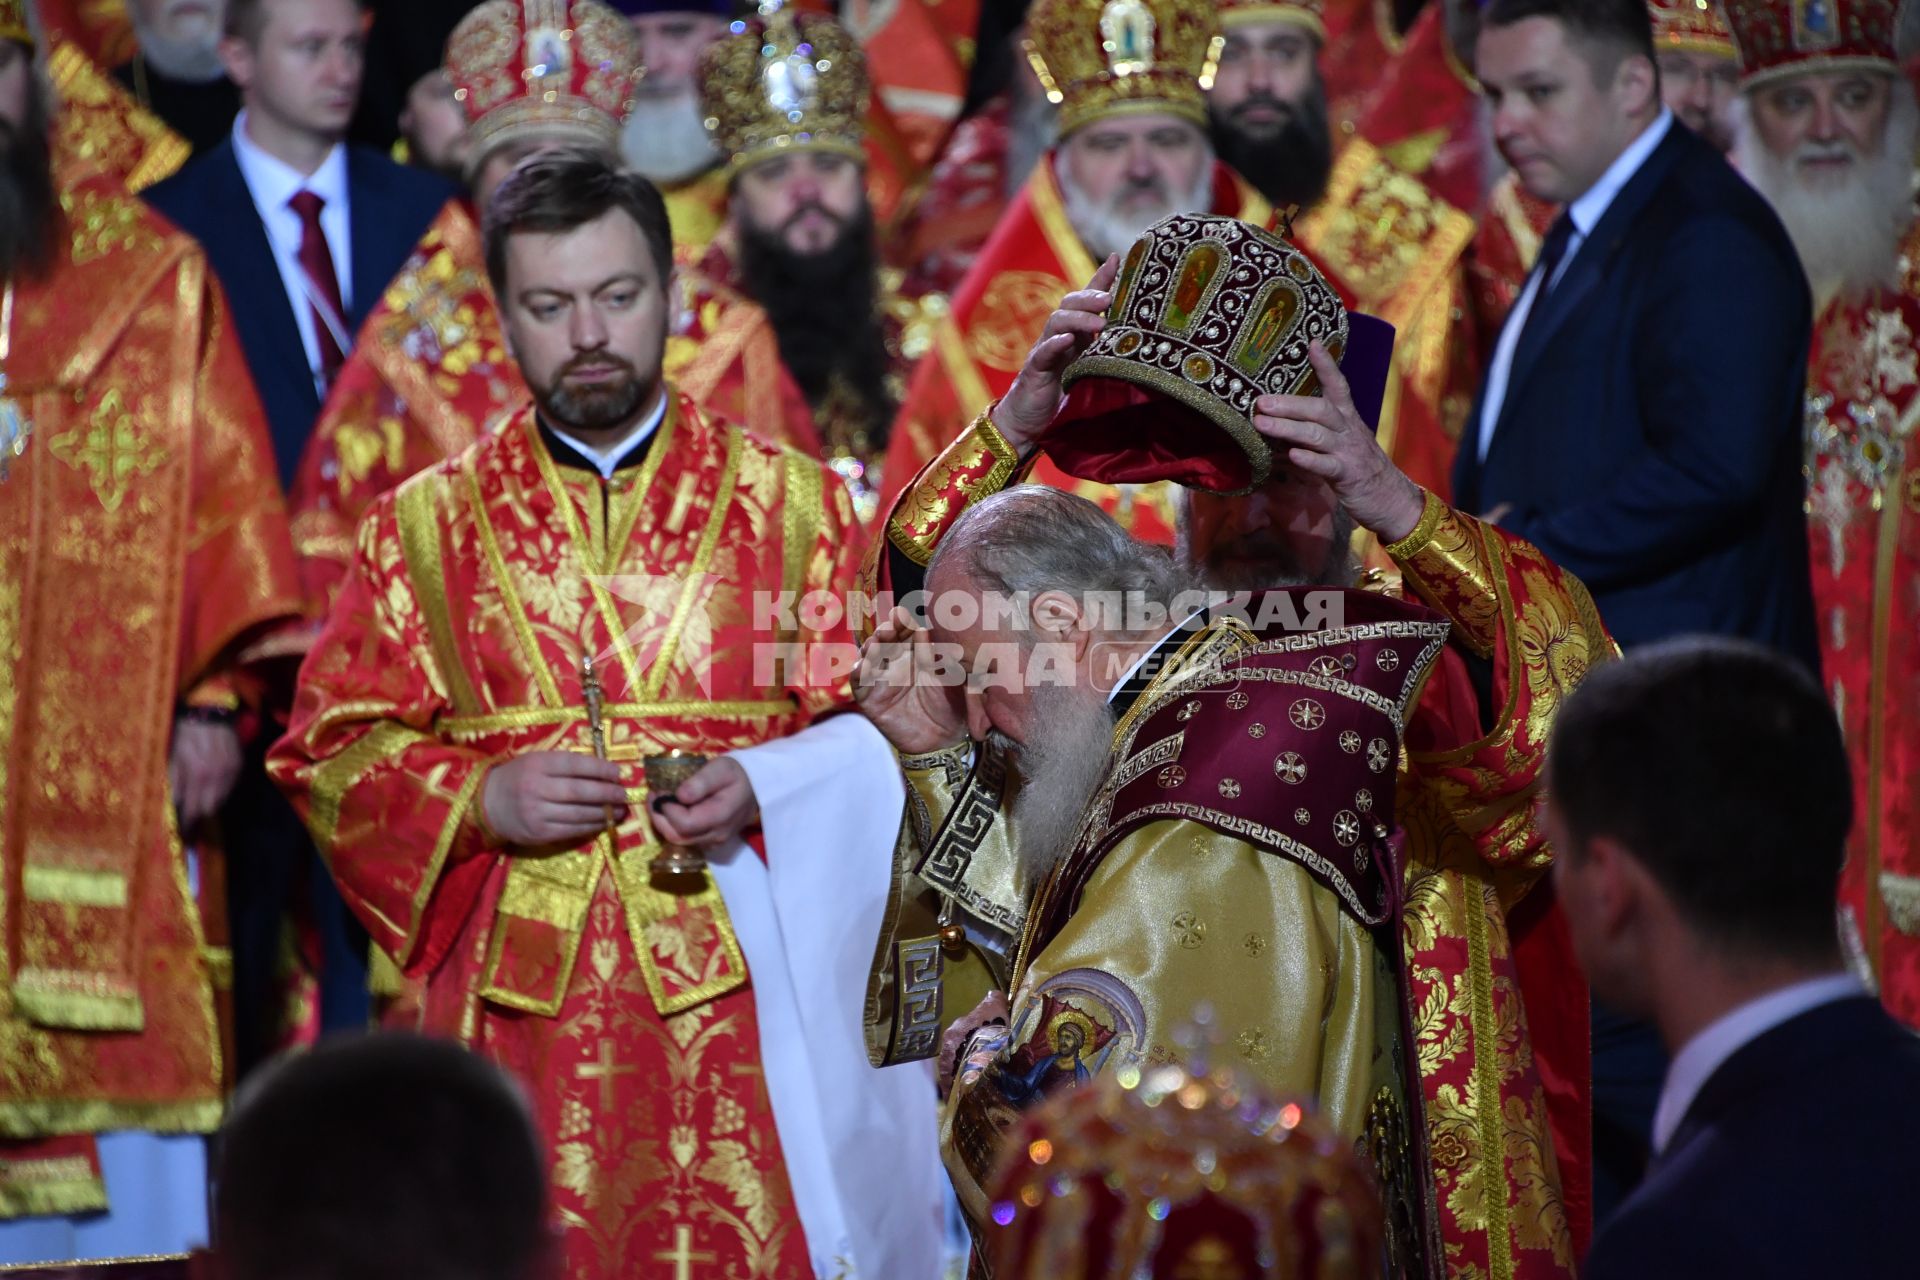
[644,750,711,877]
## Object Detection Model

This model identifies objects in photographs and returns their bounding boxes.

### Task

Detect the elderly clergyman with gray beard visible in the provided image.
[1723,0,1920,1028]
[858,215,1617,1274]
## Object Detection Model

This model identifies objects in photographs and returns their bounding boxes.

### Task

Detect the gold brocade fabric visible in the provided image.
[0,172,300,1213]
[46,40,188,194]
[270,397,862,1275]
[660,167,729,260]
[941,817,1399,1227]
[1295,137,1479,500]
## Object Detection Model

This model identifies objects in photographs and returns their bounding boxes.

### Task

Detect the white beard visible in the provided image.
[621,92,724,187]
[129,0,227,84]
[1732,85,1919,311]
[1057,154,1218,261]
[989,678,1116,881]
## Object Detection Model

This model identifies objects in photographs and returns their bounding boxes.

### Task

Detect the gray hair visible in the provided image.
[929,484,1187,632]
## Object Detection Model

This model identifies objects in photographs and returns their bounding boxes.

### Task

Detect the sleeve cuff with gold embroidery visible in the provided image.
[1383,487,1445,562]
[898,740,972,774]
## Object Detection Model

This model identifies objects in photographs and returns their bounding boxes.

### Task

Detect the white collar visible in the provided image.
[230,109,349,212]
[546,391,669,480]
[1565,107,1672,239]
[1650,971,1863,1153]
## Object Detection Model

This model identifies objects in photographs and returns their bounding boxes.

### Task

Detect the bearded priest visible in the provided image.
[878,0,1274,543]
[284,0,639,621]
[269,150,950,1280]
[1725,0,1920,1026]
[0,3,301,1255]
[668,7,944,525]
[858,215,1611,1278]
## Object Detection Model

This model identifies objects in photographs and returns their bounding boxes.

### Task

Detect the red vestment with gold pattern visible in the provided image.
[1294,6,1492,501]
[46,39,188,194]
[270,396,865,1278]
[1807,275,1920,1024]
[851,0,982,176]
[36,0,134,69]
[1319,0,1402,140]
[287,201,527,622]
[895,96,1015,299]
[877,156,1273,543]
[0,170,301,1219]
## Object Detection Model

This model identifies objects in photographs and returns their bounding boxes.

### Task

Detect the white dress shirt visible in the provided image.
[547,391,669,479]
[1649,972,1864,1153]
[229,111,353,396]
[1475,108,1675,461]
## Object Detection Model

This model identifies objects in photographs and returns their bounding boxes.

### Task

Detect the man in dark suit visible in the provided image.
[142,0,451,1071]
[1459,0,1820,1218]
[1547,637,1920,1277]
[144,0,453,488]
[1457,0,1817,671]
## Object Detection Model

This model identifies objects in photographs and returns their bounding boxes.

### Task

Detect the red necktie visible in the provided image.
[289,189,346,381]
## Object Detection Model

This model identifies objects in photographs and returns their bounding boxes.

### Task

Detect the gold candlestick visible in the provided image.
[644,749,710,877]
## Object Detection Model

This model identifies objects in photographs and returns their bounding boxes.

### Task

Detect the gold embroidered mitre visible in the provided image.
[1023,0,1224,135]
[1050,212,1401,494]
[696,6,870,179]
[445,0,641,173]
[0,0,28,45]
[1648,0,1736,54]
[1219,0,1327,41]
[1721,0,1897,86]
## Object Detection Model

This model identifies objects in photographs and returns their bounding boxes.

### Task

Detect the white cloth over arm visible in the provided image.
[714,712,952,1280]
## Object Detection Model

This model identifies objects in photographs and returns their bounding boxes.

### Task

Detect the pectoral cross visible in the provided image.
[581,650,614,834]
[654,1224,716,1280]
[575,1040,635,1111]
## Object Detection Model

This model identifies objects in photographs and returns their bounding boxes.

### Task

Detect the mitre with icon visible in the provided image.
[1046,213,1396,496]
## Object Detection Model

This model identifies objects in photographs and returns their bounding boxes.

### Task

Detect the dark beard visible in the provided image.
[0,96,62,283]
[533,350,650,434]
[1209,82,1333,212]
[737,204,896,448]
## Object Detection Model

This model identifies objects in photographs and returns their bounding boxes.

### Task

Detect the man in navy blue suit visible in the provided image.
[1462,0,1820,1219]
[1547,637,1920,1277]
[141,0,452,1073]
[1459,0,1817,671]
[144,0,453,487]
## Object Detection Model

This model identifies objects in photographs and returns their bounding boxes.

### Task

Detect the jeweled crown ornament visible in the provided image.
[1219,0,1327,40]
[444,0,642,176]
[1720,0,1897,86]
[697,4,870,179]
[984,1046,1385,1278]
[1023,0,1225,135]
[1049,213,1396,495]
[1648,0,1736,55]
[0,0,30,47]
